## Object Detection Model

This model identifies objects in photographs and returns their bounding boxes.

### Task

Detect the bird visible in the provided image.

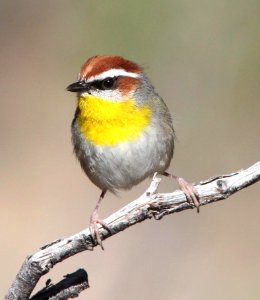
[67,55,200,249]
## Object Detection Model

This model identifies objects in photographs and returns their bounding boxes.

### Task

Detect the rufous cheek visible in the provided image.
[117,77,139,98]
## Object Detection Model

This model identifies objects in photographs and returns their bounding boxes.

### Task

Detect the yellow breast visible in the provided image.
[77,95,152,146]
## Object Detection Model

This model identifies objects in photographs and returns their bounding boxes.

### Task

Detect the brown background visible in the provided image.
[1,1,259,299]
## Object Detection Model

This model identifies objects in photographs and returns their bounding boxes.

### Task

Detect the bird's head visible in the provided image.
[67,55,149,102]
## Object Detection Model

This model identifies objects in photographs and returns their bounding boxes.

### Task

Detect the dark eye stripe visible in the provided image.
[90,77,118,90]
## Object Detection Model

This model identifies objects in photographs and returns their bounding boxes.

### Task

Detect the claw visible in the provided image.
[162,172,200,212]
[90,211,111,250]
[176,177,200,212]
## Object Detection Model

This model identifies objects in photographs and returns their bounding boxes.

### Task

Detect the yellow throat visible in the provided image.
[77,95,152,146]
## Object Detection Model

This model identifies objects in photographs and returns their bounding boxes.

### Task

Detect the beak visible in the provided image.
[66,80,90,92]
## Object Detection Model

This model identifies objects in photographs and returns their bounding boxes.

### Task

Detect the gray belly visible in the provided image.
[71,120,174,192]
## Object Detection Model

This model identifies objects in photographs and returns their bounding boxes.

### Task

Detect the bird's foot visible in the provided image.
[175,176,200,212]
[89,211,111,250]
[162,172,200,212]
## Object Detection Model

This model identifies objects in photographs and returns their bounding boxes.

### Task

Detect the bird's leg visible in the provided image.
[162,172,200,213]
[89,190,111,250]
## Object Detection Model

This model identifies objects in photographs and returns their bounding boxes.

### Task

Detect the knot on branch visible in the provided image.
[216,179,229,193]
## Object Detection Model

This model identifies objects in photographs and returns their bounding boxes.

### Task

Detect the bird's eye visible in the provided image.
[89,77,118,91]
[100,77,117,90]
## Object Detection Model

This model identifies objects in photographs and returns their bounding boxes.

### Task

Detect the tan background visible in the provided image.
[1,1,259,299]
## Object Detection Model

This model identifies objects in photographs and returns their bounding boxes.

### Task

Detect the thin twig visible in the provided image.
[5,162,260,300]
[30,269,89,300]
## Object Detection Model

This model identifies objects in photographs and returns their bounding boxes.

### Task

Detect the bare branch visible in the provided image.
[5,162,260,300]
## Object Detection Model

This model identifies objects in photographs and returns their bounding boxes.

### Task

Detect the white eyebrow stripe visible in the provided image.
[86,69,140,83]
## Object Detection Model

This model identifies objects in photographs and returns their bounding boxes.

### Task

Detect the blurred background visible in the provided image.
[1,1,259,299]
